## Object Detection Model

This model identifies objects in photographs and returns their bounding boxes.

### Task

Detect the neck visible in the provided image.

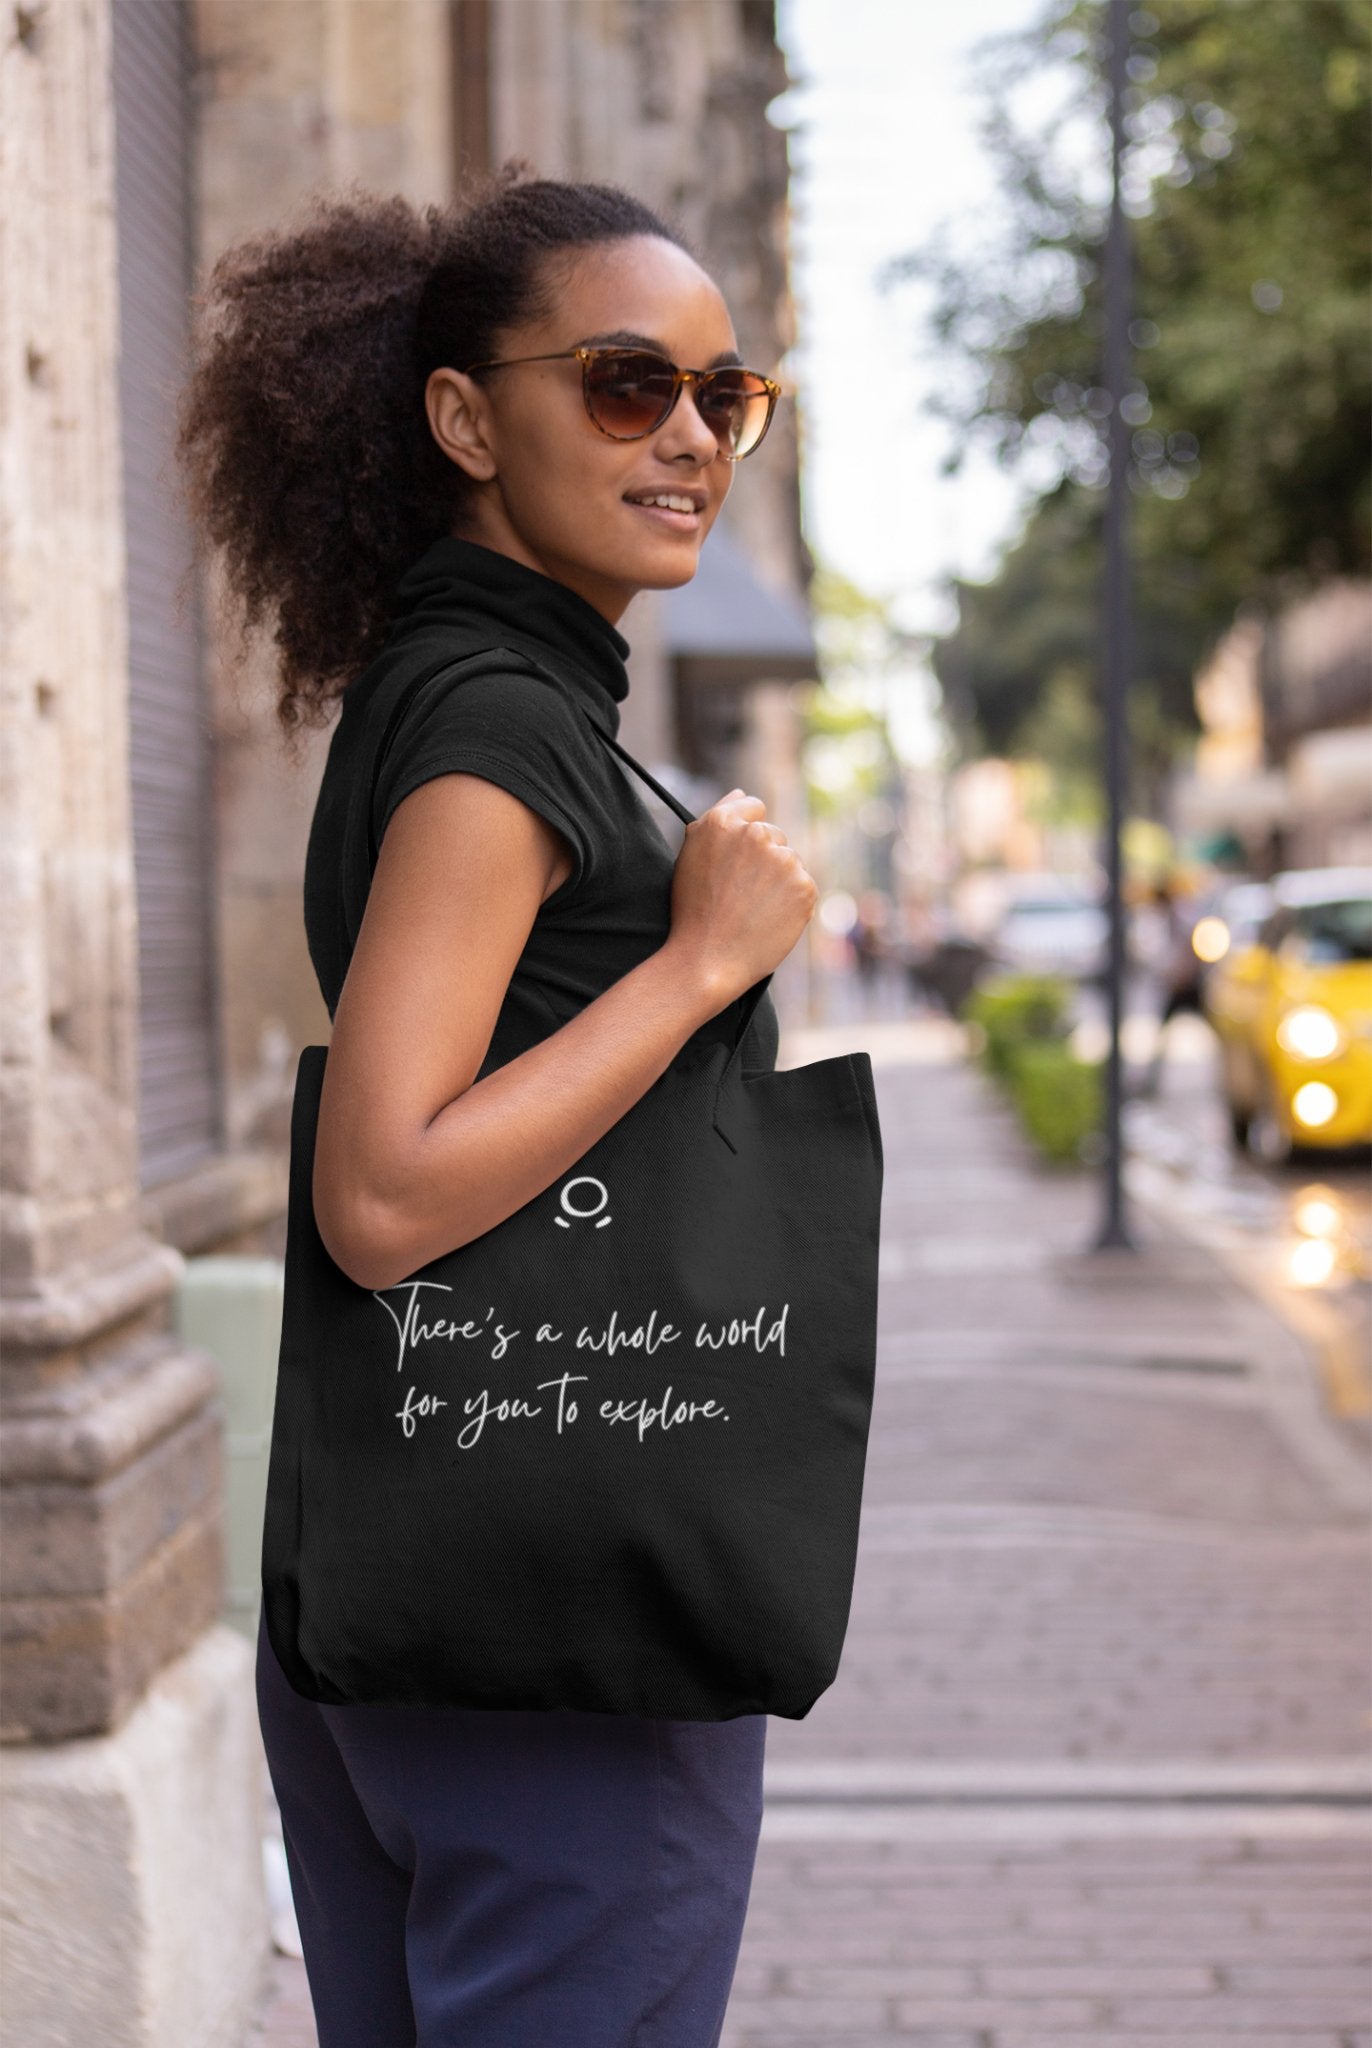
[449,515,637,628]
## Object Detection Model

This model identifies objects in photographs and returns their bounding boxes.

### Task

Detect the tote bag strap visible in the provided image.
[364,644,773,1070]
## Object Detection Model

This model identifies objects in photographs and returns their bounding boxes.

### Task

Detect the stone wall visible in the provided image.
[0,2,267,2041]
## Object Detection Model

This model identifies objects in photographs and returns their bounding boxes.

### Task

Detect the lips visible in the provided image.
[623,490,706,538]
[625,505,702,537]
[623,487,708,513]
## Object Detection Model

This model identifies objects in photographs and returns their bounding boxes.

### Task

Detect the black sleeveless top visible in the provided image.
[301,534,780,1082]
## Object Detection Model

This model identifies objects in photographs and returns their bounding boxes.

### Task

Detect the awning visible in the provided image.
[659,523,819,684]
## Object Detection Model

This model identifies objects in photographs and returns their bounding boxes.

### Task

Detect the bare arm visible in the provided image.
[313,772,738,1292]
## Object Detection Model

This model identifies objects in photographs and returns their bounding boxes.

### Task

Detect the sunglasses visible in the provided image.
[459,344,782,461]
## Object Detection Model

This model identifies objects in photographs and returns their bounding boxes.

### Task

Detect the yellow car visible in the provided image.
[1203,867,1372,1162]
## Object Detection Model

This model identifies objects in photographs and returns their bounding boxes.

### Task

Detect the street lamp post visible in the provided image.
[1093,0,1137,1252]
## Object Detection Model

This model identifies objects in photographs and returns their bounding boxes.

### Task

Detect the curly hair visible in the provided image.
[173,160,695,749]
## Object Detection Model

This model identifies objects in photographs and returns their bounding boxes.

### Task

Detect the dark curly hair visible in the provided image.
[173,159,695,750]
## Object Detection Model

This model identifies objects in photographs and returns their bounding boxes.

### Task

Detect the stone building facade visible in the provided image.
[1172,581,1372,873]
[0,1,814,2040]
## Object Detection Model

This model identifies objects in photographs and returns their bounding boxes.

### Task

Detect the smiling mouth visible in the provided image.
[623,496,704,529]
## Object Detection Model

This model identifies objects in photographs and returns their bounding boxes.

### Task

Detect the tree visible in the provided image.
[803,563,905,820]
[893,0,1371,775]
[932,479,1216,811]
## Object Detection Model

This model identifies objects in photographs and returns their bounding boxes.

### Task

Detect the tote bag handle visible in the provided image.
[363,646,774,1094]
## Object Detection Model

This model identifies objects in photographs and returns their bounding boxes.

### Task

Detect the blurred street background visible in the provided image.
[3,1,1368,2044]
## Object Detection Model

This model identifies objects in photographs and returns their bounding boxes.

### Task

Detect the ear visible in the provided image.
[425,366,498,484]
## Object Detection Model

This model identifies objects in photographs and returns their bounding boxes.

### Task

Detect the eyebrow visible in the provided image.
[573,329,745,370]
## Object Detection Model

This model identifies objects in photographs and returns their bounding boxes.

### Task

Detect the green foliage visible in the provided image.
[805,696,881,739]
[1011,1040,1105,1165]
[1122,0,1371,591]
[802,562,905,816]
[1018,668,1107,825]
[894,0,1371,783]
[800,693,898,817]
[808,563,906,679]
[963,972,1101,1164]
[963,972,1074,1080]
[931,480,1213,804]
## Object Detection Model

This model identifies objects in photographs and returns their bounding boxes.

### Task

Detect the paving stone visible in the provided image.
[1109,1997,1372,2027]
[991,2036,1348,2048]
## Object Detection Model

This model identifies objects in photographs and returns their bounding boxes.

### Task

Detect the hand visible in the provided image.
[665,786,818,1004]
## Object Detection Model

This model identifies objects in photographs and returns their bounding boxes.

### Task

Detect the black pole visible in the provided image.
[1093,0,1136,1251]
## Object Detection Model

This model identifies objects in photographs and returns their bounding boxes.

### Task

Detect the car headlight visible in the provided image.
[1275,1005,1345,1061]
[1292,1082,1339,1128]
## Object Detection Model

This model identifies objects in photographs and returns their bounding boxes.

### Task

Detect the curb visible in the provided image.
[1125,1156,1372,1424]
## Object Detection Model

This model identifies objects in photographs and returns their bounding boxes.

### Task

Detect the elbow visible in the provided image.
[313,1171,410,1295]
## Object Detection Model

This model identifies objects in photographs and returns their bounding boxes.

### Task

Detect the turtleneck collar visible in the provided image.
[385,534,633,732]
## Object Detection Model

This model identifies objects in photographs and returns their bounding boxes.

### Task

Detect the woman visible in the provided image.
[176,163,817,2048]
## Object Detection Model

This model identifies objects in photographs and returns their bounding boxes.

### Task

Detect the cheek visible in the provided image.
[501,412,630,534]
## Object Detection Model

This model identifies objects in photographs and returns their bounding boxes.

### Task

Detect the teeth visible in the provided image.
[628,494,698,513]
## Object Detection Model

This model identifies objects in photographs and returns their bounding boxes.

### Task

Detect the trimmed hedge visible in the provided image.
[961,973,1103,1167]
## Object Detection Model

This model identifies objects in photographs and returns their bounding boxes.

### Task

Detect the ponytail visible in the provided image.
[174,160,691,748]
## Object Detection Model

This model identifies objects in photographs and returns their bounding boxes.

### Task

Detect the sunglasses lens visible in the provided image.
[697,370,774,457]
[583,352,677,437]
[584,352,774,456]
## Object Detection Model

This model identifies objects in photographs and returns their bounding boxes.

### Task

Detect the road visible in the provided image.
[1084,984,1372,1446]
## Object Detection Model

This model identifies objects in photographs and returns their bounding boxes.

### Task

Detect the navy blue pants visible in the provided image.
[255,1609,767,2047]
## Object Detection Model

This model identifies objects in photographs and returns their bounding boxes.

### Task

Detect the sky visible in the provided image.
[774,0,1049,762]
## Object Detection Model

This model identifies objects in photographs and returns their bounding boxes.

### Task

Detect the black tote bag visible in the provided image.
[261,644,884,1721]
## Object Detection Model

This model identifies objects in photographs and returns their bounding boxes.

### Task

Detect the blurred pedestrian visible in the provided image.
[1135,874,1204,1099]
[848,889,888,985]
[176,162,816,2048]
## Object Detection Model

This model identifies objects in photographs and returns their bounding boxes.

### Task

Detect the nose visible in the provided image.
[655,374,725,466]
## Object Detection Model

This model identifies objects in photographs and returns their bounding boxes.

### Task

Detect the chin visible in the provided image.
[634,548,703,590]
[623,518,717,590]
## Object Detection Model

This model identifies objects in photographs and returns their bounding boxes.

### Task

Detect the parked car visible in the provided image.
[1203,866,1372,1160]
[990,874,1109,983]
[1190,880,1274,1002]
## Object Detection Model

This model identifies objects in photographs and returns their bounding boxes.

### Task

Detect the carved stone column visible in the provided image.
[0,2,267,2039]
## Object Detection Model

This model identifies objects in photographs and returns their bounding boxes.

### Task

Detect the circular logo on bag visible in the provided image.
[555,1176,611,1229]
